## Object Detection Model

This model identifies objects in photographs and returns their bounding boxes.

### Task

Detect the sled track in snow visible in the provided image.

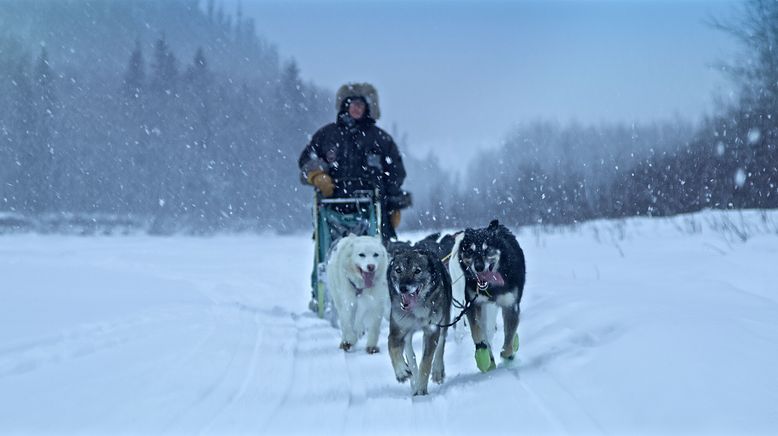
[0,306,200,380]
[513,366,604,435]
[196,309,265,434]
[160,305,255,432]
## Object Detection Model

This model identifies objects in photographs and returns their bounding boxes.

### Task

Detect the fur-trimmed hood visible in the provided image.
[336,82,381,120]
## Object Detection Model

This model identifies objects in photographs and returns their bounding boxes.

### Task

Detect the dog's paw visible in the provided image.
[500,333,520,360]
[432,366,445,384]
[366,346,380,354]
[475,343,496,372]
[413,386,429,396]
[394,363,412,383]
[339,341,352,351]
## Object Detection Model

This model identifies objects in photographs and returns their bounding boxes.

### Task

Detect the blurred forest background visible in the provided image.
[0,0,776,234]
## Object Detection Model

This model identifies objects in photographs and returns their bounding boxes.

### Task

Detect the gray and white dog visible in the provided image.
[387,247,452,396]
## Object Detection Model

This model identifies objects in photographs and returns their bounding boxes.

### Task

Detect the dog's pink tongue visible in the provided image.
[401,292,417,310]
[361,270,375,288]
[477,271,505,287]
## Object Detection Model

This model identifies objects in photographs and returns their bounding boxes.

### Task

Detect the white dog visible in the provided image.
[327,234,390,354]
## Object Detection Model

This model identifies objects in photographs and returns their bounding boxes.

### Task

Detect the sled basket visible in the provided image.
[310,188,382,319]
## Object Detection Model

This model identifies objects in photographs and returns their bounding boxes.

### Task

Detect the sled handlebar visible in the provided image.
[318,188,376,205]
[319,196,374,205]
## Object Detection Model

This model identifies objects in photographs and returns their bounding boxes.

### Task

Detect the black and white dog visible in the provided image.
[387,246,452,396]
[454,220,526,372]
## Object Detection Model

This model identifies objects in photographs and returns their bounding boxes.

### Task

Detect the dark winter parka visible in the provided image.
[298,85,406,239]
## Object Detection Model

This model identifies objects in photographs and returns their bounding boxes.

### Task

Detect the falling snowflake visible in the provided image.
[747,128,761,145]
[734,168,747,188]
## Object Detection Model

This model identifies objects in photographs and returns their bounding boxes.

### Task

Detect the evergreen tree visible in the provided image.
[207,0,214,22]
[150,35,178,95]
[123,39,145,99]
[10,54,39,213]
[182,47,217,230]
[31,46,56,212]
[120,40,151,213]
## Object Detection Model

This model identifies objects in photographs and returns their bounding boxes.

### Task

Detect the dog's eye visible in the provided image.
[373,253,379,258]
[358,253,366,258]
[394,266,402,273]
[413,267,421,275]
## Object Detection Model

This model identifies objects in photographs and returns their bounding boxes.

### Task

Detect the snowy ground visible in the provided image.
[1,210,777,435]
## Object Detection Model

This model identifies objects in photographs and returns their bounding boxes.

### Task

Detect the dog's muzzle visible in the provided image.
[358,265,376,288]
[397,284,420,311]
[470,264,505,288]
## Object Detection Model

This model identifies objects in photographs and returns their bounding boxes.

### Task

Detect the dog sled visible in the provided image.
[310,187,382,321]
[309,181,412,321]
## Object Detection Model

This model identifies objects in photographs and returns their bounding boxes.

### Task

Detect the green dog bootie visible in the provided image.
[475,343,496,372]
[513,333,520,353]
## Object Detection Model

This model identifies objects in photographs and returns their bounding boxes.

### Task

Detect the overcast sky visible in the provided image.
[235,0,740,169]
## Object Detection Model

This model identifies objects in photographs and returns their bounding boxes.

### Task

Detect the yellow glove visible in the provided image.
[390,210,401,229]
[308,171,334,197]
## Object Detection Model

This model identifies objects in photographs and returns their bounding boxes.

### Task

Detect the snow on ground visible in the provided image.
[1,210,777,435]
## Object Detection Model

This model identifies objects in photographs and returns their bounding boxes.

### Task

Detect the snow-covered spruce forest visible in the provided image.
[0,0,777,234]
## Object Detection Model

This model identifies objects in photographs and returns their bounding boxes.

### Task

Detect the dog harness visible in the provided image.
[348,279,364,296]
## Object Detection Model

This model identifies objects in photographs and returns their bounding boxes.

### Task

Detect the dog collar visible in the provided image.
[476,278,492,297]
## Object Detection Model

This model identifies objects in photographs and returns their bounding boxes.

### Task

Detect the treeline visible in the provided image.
[1,0,775,235]
[407,108,776,231]
[0,0,330,233]
[405,0,777,230]
[404,121,697,228]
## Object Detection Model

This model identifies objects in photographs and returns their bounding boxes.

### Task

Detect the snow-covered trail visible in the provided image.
[1,211,777,434]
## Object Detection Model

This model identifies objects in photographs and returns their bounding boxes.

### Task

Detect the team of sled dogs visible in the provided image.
[326,219,526,396]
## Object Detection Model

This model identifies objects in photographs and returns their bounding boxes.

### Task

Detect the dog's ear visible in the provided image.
[341,236,354,260]
[421,232,440,242]
[488,220,500,230]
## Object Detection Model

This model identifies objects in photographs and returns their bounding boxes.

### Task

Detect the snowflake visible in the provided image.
[747,128,761,145]
[734,168,747,188]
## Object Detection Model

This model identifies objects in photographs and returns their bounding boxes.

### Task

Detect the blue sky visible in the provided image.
[236,0,740,168]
